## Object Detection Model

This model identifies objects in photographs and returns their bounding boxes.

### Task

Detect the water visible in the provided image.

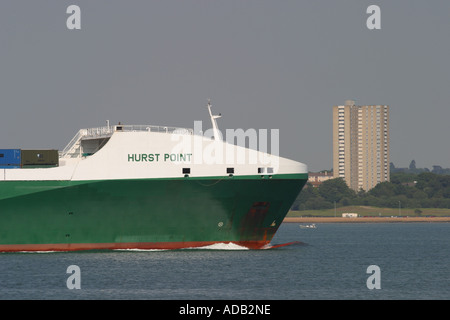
[0,223,448,300]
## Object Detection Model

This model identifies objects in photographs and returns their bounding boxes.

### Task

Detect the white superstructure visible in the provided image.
[2,105,307,182]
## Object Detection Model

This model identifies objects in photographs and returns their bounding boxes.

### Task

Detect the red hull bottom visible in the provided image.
[0,240,274,252]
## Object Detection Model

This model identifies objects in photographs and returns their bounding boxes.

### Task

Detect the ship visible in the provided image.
[0,102,307,252]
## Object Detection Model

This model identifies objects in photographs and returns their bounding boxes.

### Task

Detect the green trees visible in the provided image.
[292,172,450,210]
[318,178,356,203]
[291,178,355,210]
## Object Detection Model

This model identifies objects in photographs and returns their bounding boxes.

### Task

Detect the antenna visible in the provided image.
[207,99,222,141]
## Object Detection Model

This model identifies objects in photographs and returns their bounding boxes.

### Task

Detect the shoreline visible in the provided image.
[283,216,450,223]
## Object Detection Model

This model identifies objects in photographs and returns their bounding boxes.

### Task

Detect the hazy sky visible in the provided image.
[1,1,449,172]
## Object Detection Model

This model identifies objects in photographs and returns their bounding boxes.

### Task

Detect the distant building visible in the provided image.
[333,100,390,191]
[308,171,334,187]
[342,213,358,218]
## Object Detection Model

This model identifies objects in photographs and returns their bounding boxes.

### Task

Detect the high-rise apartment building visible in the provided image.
[333,100,390,191]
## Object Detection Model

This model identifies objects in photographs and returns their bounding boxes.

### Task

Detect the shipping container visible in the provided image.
[0,149,21,167]
[21,149,59,167]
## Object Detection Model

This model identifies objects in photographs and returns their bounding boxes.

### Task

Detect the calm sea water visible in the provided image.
[0,223,448,300]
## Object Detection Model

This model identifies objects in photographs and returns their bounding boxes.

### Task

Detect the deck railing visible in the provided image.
[60,124,193,158]
[113,124,193,135]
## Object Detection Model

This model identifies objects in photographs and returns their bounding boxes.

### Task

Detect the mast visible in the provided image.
[207,99,222,141]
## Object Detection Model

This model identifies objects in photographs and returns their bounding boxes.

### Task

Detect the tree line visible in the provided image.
[391,160,450,175]
[292,171,450,211]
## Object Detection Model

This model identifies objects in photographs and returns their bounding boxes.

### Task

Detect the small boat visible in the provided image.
[299,223,316,229]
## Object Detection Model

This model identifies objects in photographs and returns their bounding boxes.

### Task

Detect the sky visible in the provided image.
[1,1,449,172]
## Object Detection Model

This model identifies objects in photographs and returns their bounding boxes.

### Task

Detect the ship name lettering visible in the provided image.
[127,153,192,162]
[163,153,192,162]
[128,153,160,162]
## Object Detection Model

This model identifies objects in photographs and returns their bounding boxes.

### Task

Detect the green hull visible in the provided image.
[0,174,307,251]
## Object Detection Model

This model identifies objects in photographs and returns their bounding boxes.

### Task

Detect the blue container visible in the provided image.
[0,149,21,167]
